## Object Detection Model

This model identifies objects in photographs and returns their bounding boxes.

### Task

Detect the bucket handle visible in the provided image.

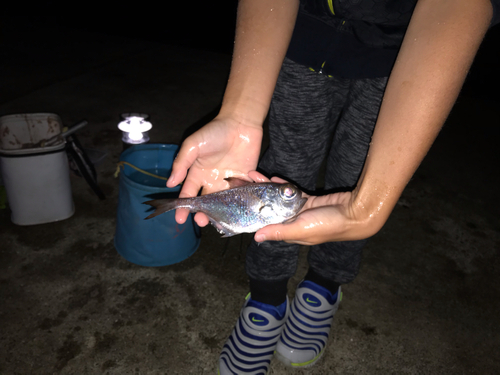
[114,161,170,181]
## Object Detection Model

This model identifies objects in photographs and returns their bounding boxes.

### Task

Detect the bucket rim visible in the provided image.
[120,143,180,159]
[0,112,63,123]
[0,141,66,155]
[0,113,65,154]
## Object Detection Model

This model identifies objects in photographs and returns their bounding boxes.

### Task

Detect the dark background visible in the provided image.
[0,3,499,374]
[1,0,498,99]
[2,2,238,53]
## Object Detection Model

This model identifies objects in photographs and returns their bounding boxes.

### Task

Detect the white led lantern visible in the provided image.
[118,114,152,145]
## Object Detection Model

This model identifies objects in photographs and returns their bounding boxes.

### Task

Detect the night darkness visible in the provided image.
[2,1,499,98]
[1,2,500,374]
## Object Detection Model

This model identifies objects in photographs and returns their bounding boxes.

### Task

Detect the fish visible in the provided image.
[143,177,307,237]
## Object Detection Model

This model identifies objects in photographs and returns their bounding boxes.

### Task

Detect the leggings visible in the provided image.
[246,58,388,286]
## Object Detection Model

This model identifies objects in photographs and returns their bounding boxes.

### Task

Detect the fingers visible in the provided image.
[167,140,199,188]
[169,140,205,225]
[254,223,310,245]
[254,224,283,243]
[250,173,301,187]
[194,212,210,227]
[179,176,202,199]
[175,210,210,227]
[270,176,288,184]
[247,171,288,184]
[173,173,203,224]
[173,177,210,225]
[254,203,360,245]
[174,208,191,224]
[254,206,340,245]
[248,170,270,183]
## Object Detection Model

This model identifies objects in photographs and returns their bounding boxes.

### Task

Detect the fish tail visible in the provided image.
[143,199,182,220]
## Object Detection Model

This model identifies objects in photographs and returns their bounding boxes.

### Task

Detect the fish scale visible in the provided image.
[144,178,307,237]
[192,186,269,232]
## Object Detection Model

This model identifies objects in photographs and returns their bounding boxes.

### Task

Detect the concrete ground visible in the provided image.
[1,13,499,375]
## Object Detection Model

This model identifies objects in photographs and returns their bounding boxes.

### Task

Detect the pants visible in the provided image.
[246,58,388,286]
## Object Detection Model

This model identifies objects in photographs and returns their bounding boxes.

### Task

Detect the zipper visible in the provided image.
[328,0,347,31]
[318,61,326,74]
[327,0,335,15]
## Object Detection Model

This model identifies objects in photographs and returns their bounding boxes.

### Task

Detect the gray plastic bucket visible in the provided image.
[0,113,74,225]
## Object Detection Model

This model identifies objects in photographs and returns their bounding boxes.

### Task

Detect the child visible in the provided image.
[166,0,499,373]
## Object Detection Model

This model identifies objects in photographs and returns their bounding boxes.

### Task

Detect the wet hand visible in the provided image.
[249,172,370,245]
[254,196,357,245]
[167,117,263,225]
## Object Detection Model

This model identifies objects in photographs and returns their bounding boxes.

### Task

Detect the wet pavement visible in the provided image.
[0,11,499,375]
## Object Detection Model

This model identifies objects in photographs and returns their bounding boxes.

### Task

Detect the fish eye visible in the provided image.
[279,184,297,200]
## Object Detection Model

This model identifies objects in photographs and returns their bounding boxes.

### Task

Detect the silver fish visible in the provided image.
[144,178,307,237]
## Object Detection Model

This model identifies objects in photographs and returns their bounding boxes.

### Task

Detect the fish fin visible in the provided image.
[224,177,253,189]
[143,199,177,219]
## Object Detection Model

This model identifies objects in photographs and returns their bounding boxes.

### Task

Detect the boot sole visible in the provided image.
[275,347,325,368]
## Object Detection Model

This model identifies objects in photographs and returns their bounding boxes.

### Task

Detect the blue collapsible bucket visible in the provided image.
[114,143,200,266]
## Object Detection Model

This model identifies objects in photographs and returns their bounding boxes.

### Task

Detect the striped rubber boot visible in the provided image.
[218,294,289,375]
[275,280,341,368]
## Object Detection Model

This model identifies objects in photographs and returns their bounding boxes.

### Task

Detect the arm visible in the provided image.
[255,0,493,244]
[219,0,300,128]
[167,0,299,225]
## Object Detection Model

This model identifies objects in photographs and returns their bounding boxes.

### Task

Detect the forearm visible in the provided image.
[218,0,299,127]
[352,0,492,235]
